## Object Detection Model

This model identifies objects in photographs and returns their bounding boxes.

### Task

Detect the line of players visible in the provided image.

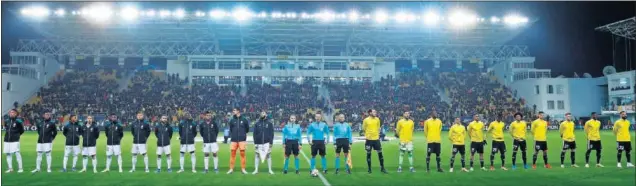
[3,108,634,175]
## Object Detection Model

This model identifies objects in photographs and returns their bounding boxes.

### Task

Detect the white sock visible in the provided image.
[144,155,149,170]
[46,152,52,170]
[106,156,112,169]
[15,152,22,170]
[117,155,122,170]
[72,155,78,168]
[204,156,209,170]
[157,157,162,169]
[213,156,218,170]
[132,156,137,170]
[267,154,272,171]
[254,155,260,171]
[92,157,97,171]
[190,153,196,170]
[63,156,68,169]
[167,156,172,169]
[6,154,13,169]
[83,157,88,170]
[180,154,185,170]
[36,152,43,170]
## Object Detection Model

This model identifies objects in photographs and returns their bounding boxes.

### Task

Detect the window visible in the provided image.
[192,61,216,69]
[324,62,347,70]
[535,85,540,95]
[218,61,241,69]
[547,100,555,110]
[557,100,565,110]
[556,85,564,94]
[6,82,11,91]
[547,85,554,94]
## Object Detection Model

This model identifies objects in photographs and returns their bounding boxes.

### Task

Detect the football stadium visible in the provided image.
[1,2,635,186]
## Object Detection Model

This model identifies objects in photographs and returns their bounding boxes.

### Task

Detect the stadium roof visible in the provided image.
[596,17,636,40]
[12,6,535,60]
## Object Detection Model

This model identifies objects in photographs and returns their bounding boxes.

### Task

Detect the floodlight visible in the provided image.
[54,9,65,16]
[232,7,252,21]
[490,16,501,23]
[174,9,185,18]
[209,9,226,19]
[301,12,310,19]
[86,5,113,22]
[318,10,335,22]
[374,10,388,23]
[395,11,415,23]
[503,15,528,25]
[286,12,296,18]
[195,11,205,17]
[423,12,441,25]
[272,12,283,18]
[120,7,139,20]
[159,10,171,18]
[257,11,267,18]
[448,10,478,27]
[348,10,359,22]
[71,11,77,15]
[145,10,156,17]
[21,6,50,17]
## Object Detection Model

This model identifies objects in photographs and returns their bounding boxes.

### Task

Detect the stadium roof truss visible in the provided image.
[14,16,534,61]
[596,17,636,40]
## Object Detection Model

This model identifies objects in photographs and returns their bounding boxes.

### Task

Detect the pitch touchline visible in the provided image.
[299,151,332,186]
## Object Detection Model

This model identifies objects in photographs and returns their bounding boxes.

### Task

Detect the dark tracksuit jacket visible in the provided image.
[155,122,173,147]
[4,117,24,143]
[199,119,220,144]
[104,121,124,146]
[131,119,151,144]
[81,123,100,147]
[36,119,57,144]
[253,118,274,145]
[228,115,249,142]
[63,121,83,146]
[179,119,197,145]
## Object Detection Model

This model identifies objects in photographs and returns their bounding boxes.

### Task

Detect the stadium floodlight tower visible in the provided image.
[596,16,636,70]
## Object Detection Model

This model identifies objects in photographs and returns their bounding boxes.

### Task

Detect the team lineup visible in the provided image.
[2,108,634,176]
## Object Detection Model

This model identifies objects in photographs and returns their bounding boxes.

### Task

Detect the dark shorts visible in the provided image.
[284,140,300,156]
[535,141,548,151]
[365,140,382,152]
[562,141,576,150]
[470,142,484,154]
[618,141,632,152]
[513,140,527,151]
[428,143,441,154]
[491,141,506,153]
[587,140,602,151]
[452,144,466,155]
[335,138,350,154]
[311,140,326,156]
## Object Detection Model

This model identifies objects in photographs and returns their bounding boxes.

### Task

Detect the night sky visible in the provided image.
[2,1,635,77]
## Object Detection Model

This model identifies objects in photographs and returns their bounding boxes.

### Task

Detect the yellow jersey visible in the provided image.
[363,117,381,140]
[531,119,548,141]
[613,119,632,142]
[559,120,576,142]
[488,121,505,142]
[396,118,414,143]
[424,118,442,143]
[509,120,527,140]
[467,121,485,142]
[449,124,466,145]
[584,119,601,141]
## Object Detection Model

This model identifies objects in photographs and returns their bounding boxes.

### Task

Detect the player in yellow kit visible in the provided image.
[531,111,552,169]
[395,111,415,173]
[424,112,443,172]
[467,114,486,171]
[613,111,634,168]
[559,113,578,168]
[584,112,603,168]
[488,114,507,171]
[449,117,469,173]
[362,109,387,174]
[509,113,529,170]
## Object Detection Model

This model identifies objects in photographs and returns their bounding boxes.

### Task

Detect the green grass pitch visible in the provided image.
[2,131,634,186]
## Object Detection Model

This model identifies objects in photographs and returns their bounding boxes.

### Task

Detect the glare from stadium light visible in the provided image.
[395,11,415,23]
[318,10,335,22]
[423,12,441,25]
[174,9,186,19]
[503,15,528,25]
[300,12,310,19]
[448,10,478,27]
[286,12,296,18]
[271,12,282,18]
[120,7,139,21]
[159,10,171,18]
[195,11,205,17]
[232,7,252,21]
[374,10,388,23]
[53,9,65,17]
[348,10,359,22]
[258,11,267,18]
[71,11,77,15]
[490,16,501,23]
[362,14,371,19]
[209,9,226,19]
[145,10,156,17]
[21,6,50,18]
[85,5,113,22]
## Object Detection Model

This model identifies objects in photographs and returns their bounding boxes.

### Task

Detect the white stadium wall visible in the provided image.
[567,77,607,117]
[166,59,190,80]
[2,73,42,114]
[510,78,571,119]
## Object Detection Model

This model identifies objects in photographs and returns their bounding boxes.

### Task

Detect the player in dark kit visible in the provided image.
[179,113,198,173]
[130,113,151,173]
[62,115,82,172]
[103,114,124,173]
[79,116,100,173]
[4,109,24,173]
[155,115,174,173]
[32,111,57,173]
[199,111,220,174]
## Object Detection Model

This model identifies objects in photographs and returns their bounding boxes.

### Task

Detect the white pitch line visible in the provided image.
[299,151,332,186]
